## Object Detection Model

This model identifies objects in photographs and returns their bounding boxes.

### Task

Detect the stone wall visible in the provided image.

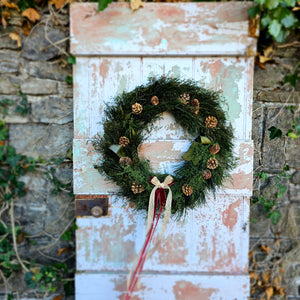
[0,10,299,299]
[251,35,300,299]
[0,12,74,299]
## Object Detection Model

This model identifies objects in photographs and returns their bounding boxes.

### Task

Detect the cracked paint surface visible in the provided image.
[71,3,255,298]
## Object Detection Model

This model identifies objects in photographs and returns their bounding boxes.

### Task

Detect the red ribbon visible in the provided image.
[125,182,167,299]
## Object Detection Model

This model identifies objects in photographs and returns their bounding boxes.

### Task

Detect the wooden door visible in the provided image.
[71,3,256,299]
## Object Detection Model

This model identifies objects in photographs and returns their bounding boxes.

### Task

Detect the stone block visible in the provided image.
[252,100,264,170]
[0,95,29,123]
[0,77,20,94]
[258,91,300,104]
[0,26,22,50]
[29,95,73,124]
[262,107,293,170]
[0,50,21,74]
[21,26,67,61]
[254,58,298,90]
[291,171,300,185]
[21,78,58,95]
[24,61,71,81]
[59,82,73,98]
[286,137,300,169]
[9,123,73,160]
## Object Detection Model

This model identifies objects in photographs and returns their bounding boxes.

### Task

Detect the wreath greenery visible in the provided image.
[93,77,236,216]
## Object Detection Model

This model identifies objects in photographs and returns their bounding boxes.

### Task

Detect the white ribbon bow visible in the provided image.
[147,175,174,237]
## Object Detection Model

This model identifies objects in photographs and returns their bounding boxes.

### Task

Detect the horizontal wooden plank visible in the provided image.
[73,139,253,195]
[70,3,256,56]
[75,270,249,300]
[76,195,249,273]
[73,57,254,140]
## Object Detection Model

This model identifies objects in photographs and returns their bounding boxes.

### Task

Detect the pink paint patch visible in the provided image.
[173,281,218,300]
[222,199,241,231]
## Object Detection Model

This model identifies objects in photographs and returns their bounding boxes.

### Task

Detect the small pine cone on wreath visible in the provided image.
[119,157,132,166]
[151,96,159,106]
[207,158,218,169]
[203,169,212,180]
[182,184,193,196]
[131,182,145,194]
[190,98,199,107]
[119,136,130,147]
[132,102,143,115]
[205,116,218,128]
[209,144,220,155]
[178,93,190,104]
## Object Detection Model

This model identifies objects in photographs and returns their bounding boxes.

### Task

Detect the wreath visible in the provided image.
[94,77,235,217]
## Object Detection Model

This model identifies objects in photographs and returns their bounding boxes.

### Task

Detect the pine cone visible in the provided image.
[191,98,199,107]
[178,93,190,104]
[119,136,130,147]
[132,102,143,115]
[182,184,193,196]
[209,144,220,155]
[131,182,144,194]
[205,116,218,128]
[119,157,132,166]
[192,107,199,115]
[207,158,218,169]
[151,96,159,106]
[203,169,212,180]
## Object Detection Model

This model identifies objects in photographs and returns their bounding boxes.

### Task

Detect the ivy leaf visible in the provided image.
[260,171,268,181]
[284,0,296,6]
[261,15,272,29]
[200,136,212,145]
[67,55,76,65]
[295,124,300,134]
[255,0,265,4]
[268,20,282,38]
[284,73,299,87]
[66,75,73,85]
[265,0,279,9]
[276,184,287,198]
[287,131,298,139]
[248,5,261,18]
[267,211,281,225]
[98,0,113,11]
[281,12,298,28]
[268,126,282,140]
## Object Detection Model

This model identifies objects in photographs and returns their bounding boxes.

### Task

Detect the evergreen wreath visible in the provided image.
[93,77,236,216]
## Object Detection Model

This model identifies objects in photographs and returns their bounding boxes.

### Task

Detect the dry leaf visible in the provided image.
[265,287,274,300]
[9,32,21,47]
[130,0,143,11]
[259,55,273,64]
[263,271,270,284]
[17,232,25,243]
[263,45,274,57]
[49,0,68,9]
[292,6,300,11]
[261,244,271,255]
[249,271,256,279]
[57,247,71,256]
[22,20,32,36]
[0,0,20,11]
[53,295,63,300]
[1,15,8,27]
[275,238,281,248]
[249,251,254,259]
[21,8,40,23]
[30,267,41,274]
[276,287,285,296]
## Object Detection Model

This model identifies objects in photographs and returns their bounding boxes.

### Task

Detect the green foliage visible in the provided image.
[94,77,236,216]
[25,264,71,293]
[0,99,14,118]
[268,126,282,139]
[66,75,73,85]
[61,222,77,242]
[15,92,30,117]
[67,55,76,65]
[97,0,113,11]
[17,0,37,11]
[248,0,299,43]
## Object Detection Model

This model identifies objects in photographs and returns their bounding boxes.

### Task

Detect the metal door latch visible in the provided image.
[75,195,109,217]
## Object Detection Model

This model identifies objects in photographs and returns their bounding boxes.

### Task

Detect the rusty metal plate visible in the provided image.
[76,195,109,217]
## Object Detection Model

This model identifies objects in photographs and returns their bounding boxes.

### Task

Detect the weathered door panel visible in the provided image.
[71,3,256,299]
